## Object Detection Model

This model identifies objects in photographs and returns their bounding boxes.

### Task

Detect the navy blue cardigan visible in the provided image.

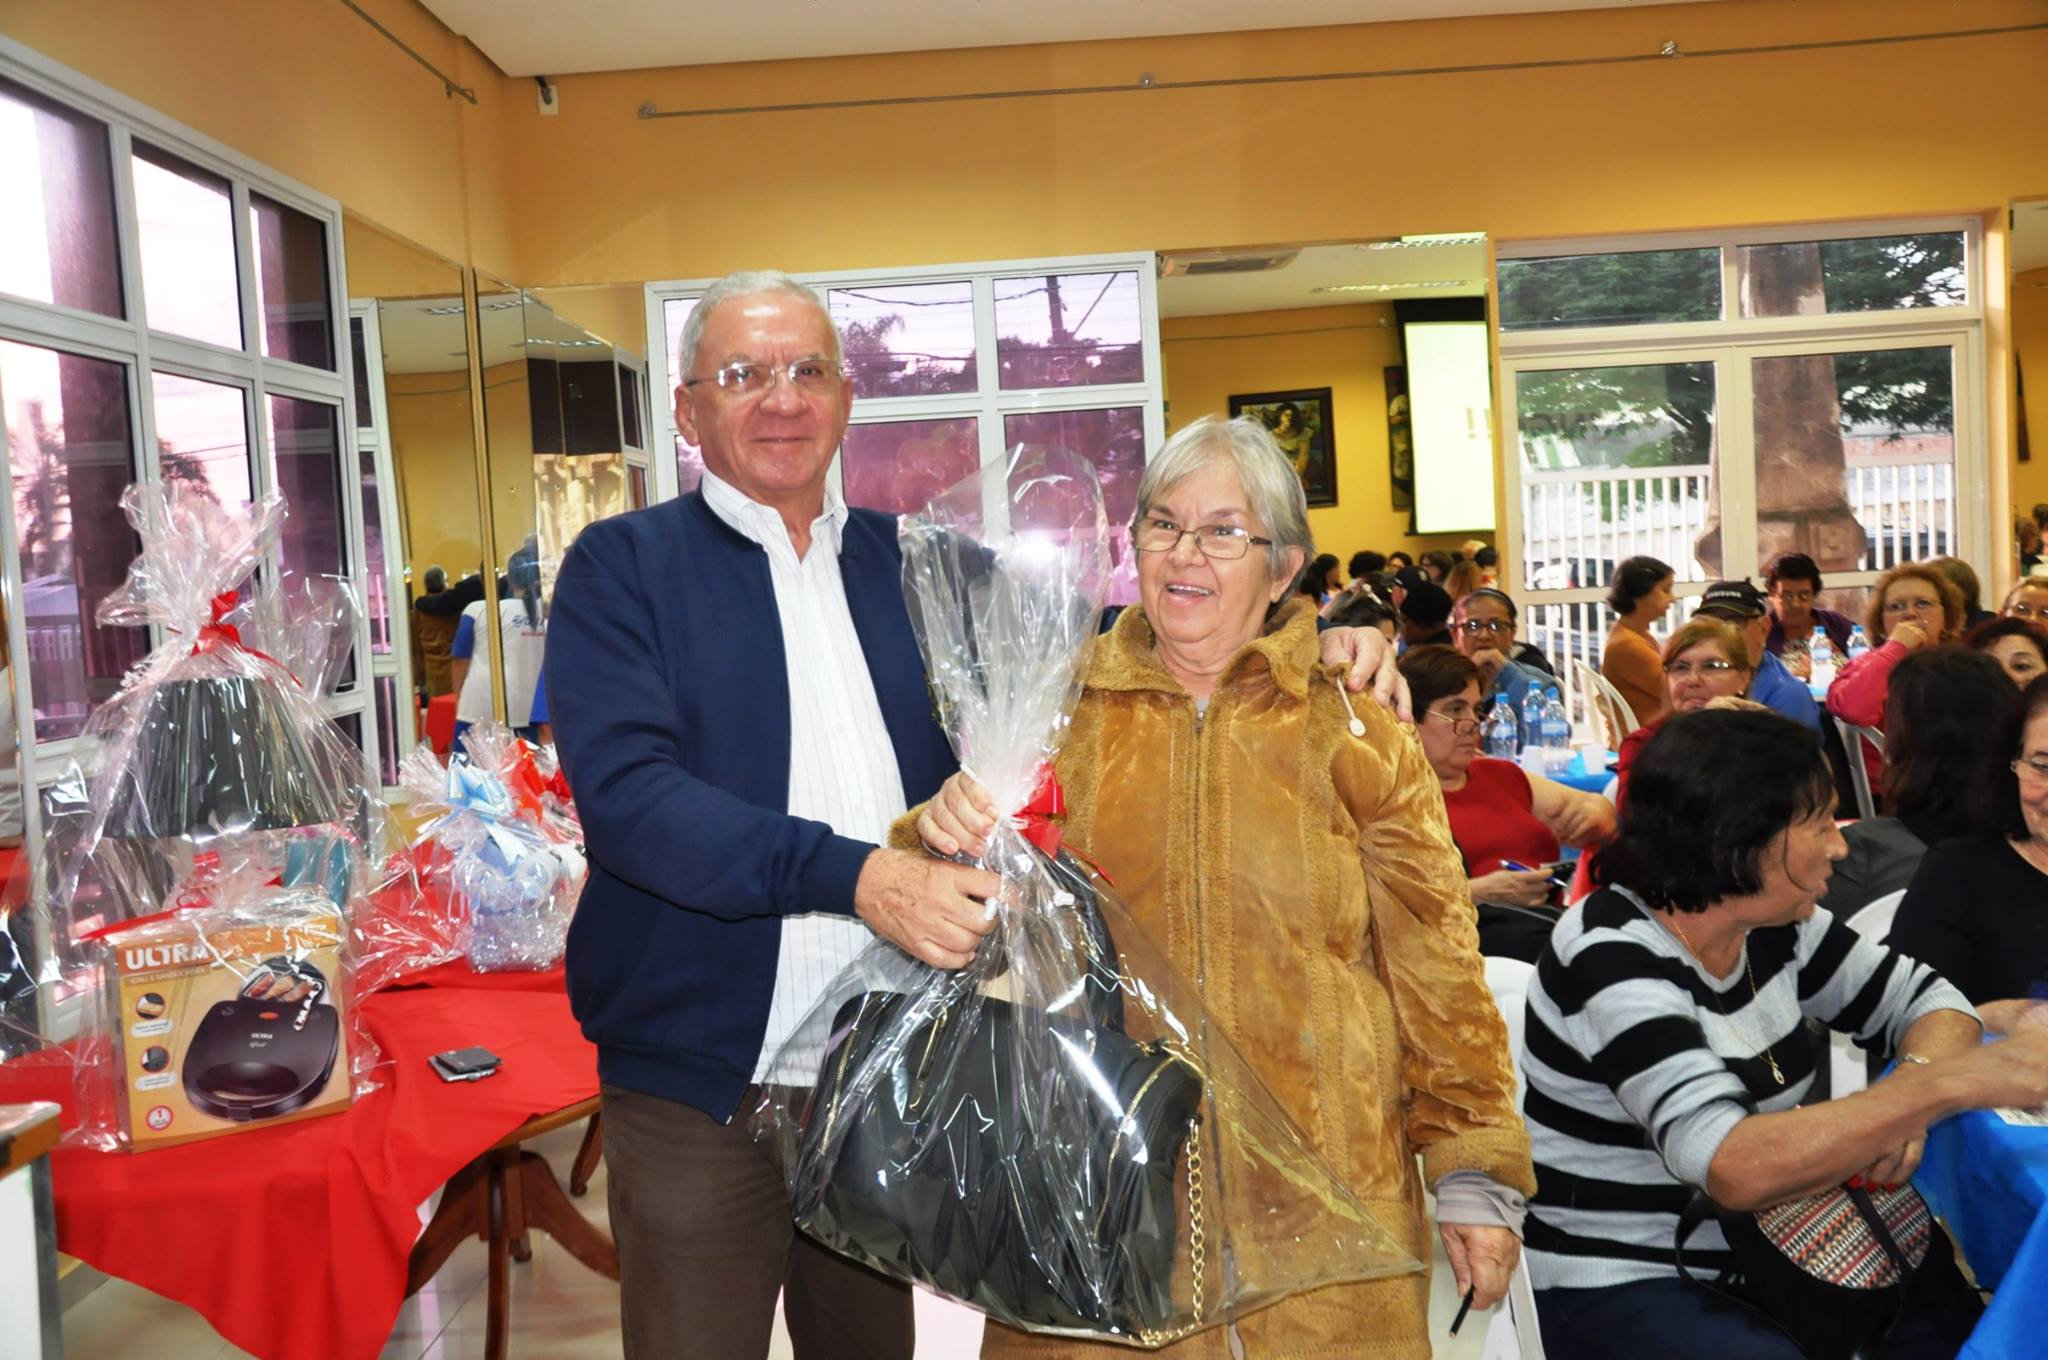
[545,492,956,1120]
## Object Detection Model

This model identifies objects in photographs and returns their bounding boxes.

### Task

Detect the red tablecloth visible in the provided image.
[45,983,598,1360]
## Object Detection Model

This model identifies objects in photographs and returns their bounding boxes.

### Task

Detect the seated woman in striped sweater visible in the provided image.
[1522,707,2048,1359]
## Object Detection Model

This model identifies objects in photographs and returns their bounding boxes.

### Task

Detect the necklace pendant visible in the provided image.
[1765,1052,1785,1085]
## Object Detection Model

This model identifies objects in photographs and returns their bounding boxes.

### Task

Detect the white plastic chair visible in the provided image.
[1478,956,1547,1360]
[1826,889,1909,1098]
[1835,716,1885,821]
[1572,660,1640,751]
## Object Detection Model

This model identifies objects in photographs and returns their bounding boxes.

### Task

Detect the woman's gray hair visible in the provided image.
[1132,415,1314,585]
[677,270,839,379]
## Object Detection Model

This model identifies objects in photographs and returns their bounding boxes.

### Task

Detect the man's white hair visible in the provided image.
[677,270,840,380]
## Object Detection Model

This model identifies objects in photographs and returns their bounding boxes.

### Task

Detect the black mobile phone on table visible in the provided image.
[430,1046,503,1083]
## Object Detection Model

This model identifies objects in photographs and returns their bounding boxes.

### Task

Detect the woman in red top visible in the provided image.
[1827,562,1966,793]
[1401,647,1615,957]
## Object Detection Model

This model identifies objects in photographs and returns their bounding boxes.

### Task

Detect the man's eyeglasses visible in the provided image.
[1775,590,1816,608]
[1882,597,1941,618]
[1663,658,1741,678]
[683,359,845,398]
[1132,518,1274,560]
[1456,619,1515,637]
[2014,757,2048,784]
[1425,709,1482,737]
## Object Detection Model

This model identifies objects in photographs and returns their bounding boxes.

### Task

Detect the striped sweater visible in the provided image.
[1522,886,1971,1291]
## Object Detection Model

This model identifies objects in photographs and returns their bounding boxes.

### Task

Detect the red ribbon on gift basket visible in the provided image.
[1014,767,1114,886]
[191,590,294,678]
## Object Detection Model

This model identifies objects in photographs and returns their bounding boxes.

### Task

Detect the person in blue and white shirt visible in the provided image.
[450,540,547,742]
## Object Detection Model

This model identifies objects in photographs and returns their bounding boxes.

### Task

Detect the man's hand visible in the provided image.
[853,848,1001,970]
[1319,626,1412,722]
[1439,1223,1519,1313]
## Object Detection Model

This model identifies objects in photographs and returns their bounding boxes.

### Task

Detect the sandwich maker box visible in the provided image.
[108,908,352,1150]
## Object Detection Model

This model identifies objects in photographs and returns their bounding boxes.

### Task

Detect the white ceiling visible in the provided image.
[1157,238,1488,317]
[422,0,1709,77]
[2015,198,2048,276]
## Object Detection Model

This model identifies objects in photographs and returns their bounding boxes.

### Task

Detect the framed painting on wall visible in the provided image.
[1229,387,1335,507]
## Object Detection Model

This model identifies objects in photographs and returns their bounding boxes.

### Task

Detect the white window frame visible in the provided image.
[0,36,372,838]
[349,301,416,788]
[644,254,1166,505]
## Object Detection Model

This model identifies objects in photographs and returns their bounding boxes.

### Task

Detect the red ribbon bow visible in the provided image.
[1017,766,1066,855]
[190,590,294,679]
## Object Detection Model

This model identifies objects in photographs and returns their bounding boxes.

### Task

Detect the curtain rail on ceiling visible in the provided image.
[634,20,2048,121]
[339,0,478,104]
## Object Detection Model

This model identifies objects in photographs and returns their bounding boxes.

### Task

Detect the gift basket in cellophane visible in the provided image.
[751,449,1418,1347]
[396,722,583,973]
[0,483,444,1149]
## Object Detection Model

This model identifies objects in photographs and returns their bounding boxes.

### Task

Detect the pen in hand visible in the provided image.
[1449,1284,1477,1336]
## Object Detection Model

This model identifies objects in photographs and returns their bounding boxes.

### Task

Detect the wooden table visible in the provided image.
[406,1098,615,1360]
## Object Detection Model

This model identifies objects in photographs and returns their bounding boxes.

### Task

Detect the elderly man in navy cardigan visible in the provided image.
[546,270,1406,1359]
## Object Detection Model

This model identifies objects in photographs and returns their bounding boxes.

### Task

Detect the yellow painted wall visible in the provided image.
[501,0,2048,287]
[344,216,465,300]
[2014,269,2048,522]
[1161,305,1476,563]
[385,370,483,583]
[0,0,519,276]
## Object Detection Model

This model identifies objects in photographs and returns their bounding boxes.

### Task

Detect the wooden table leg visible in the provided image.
[486,1154,510,1360]
[502,1147,533,1263]
[569,1113,603,1197]
[405,1159,488,1295]
[516,1149,620,1280]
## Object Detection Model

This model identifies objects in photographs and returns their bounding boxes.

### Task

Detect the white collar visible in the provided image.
[700,466,848,550]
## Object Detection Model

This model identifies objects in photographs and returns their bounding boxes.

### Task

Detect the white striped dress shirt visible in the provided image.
[699,469,907,1084]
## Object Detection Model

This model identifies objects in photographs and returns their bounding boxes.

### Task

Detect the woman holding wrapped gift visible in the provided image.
[914,415,1534,1359]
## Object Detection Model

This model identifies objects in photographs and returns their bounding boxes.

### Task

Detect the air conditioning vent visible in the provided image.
[1158,248,1300,277]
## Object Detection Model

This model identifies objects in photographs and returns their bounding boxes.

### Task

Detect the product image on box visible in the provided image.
[182,959,340,1122]
[104,890,355,1149]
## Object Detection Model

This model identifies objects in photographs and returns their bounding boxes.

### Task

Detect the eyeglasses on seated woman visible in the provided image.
[1524,707,2048,1360]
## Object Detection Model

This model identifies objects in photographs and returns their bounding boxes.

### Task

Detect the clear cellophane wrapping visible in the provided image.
[752,449,1418,1345]
[0,483,404,1147]
[397,723,584,973]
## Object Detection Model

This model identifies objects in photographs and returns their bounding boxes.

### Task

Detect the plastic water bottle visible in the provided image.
[1810,634,1837,689]
[1484,701,1520,760]
[1847,625,1870,663]
[1538,685,1574,773]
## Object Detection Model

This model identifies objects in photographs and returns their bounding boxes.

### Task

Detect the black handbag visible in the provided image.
[1674,1183,1935,1360]
[794,849,1206,1340]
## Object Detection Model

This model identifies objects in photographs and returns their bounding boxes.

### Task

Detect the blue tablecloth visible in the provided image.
[1553,750,1618,796]
[1917,1107,2048,1357]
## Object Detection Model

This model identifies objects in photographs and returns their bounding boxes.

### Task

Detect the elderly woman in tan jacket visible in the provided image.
[916,415,1533,1359]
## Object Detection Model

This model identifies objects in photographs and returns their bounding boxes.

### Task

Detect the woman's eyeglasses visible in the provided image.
[1662,659,1741,678]
[1882,597,1941,618]
[2013,757,2048,784]
[1455,619,1515,637]
[1425,709,1482,737]
[1131,518,1274,560]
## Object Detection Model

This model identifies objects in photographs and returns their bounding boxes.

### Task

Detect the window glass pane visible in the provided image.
[331,710,362,751]
[829,281,978,398]
[628,464,648,509]
[268,396,347,581]
[1004,407,1147,604]
[1750,346,1954,573]
[350,317,373,428]
[250,193,334,367]
[151,372,252,508]
[1738,233,1966,318]
[617,363,642,448]
[1497,249,1721,331]
[358,446,390,654]
[663,297,702,493]
[132,144,242,348]
[373,676,400,785]
[0,340,146,742]
[841,418,980,516]
[1516,360,1721,583]
[995,271,1143,389]
[0,76,123,317]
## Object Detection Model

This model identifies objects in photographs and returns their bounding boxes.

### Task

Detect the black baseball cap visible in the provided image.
[1402,582,1453,627]
[1699,579,1769,619]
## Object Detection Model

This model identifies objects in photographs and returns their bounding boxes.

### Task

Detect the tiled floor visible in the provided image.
[59,1124,1497,1359]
